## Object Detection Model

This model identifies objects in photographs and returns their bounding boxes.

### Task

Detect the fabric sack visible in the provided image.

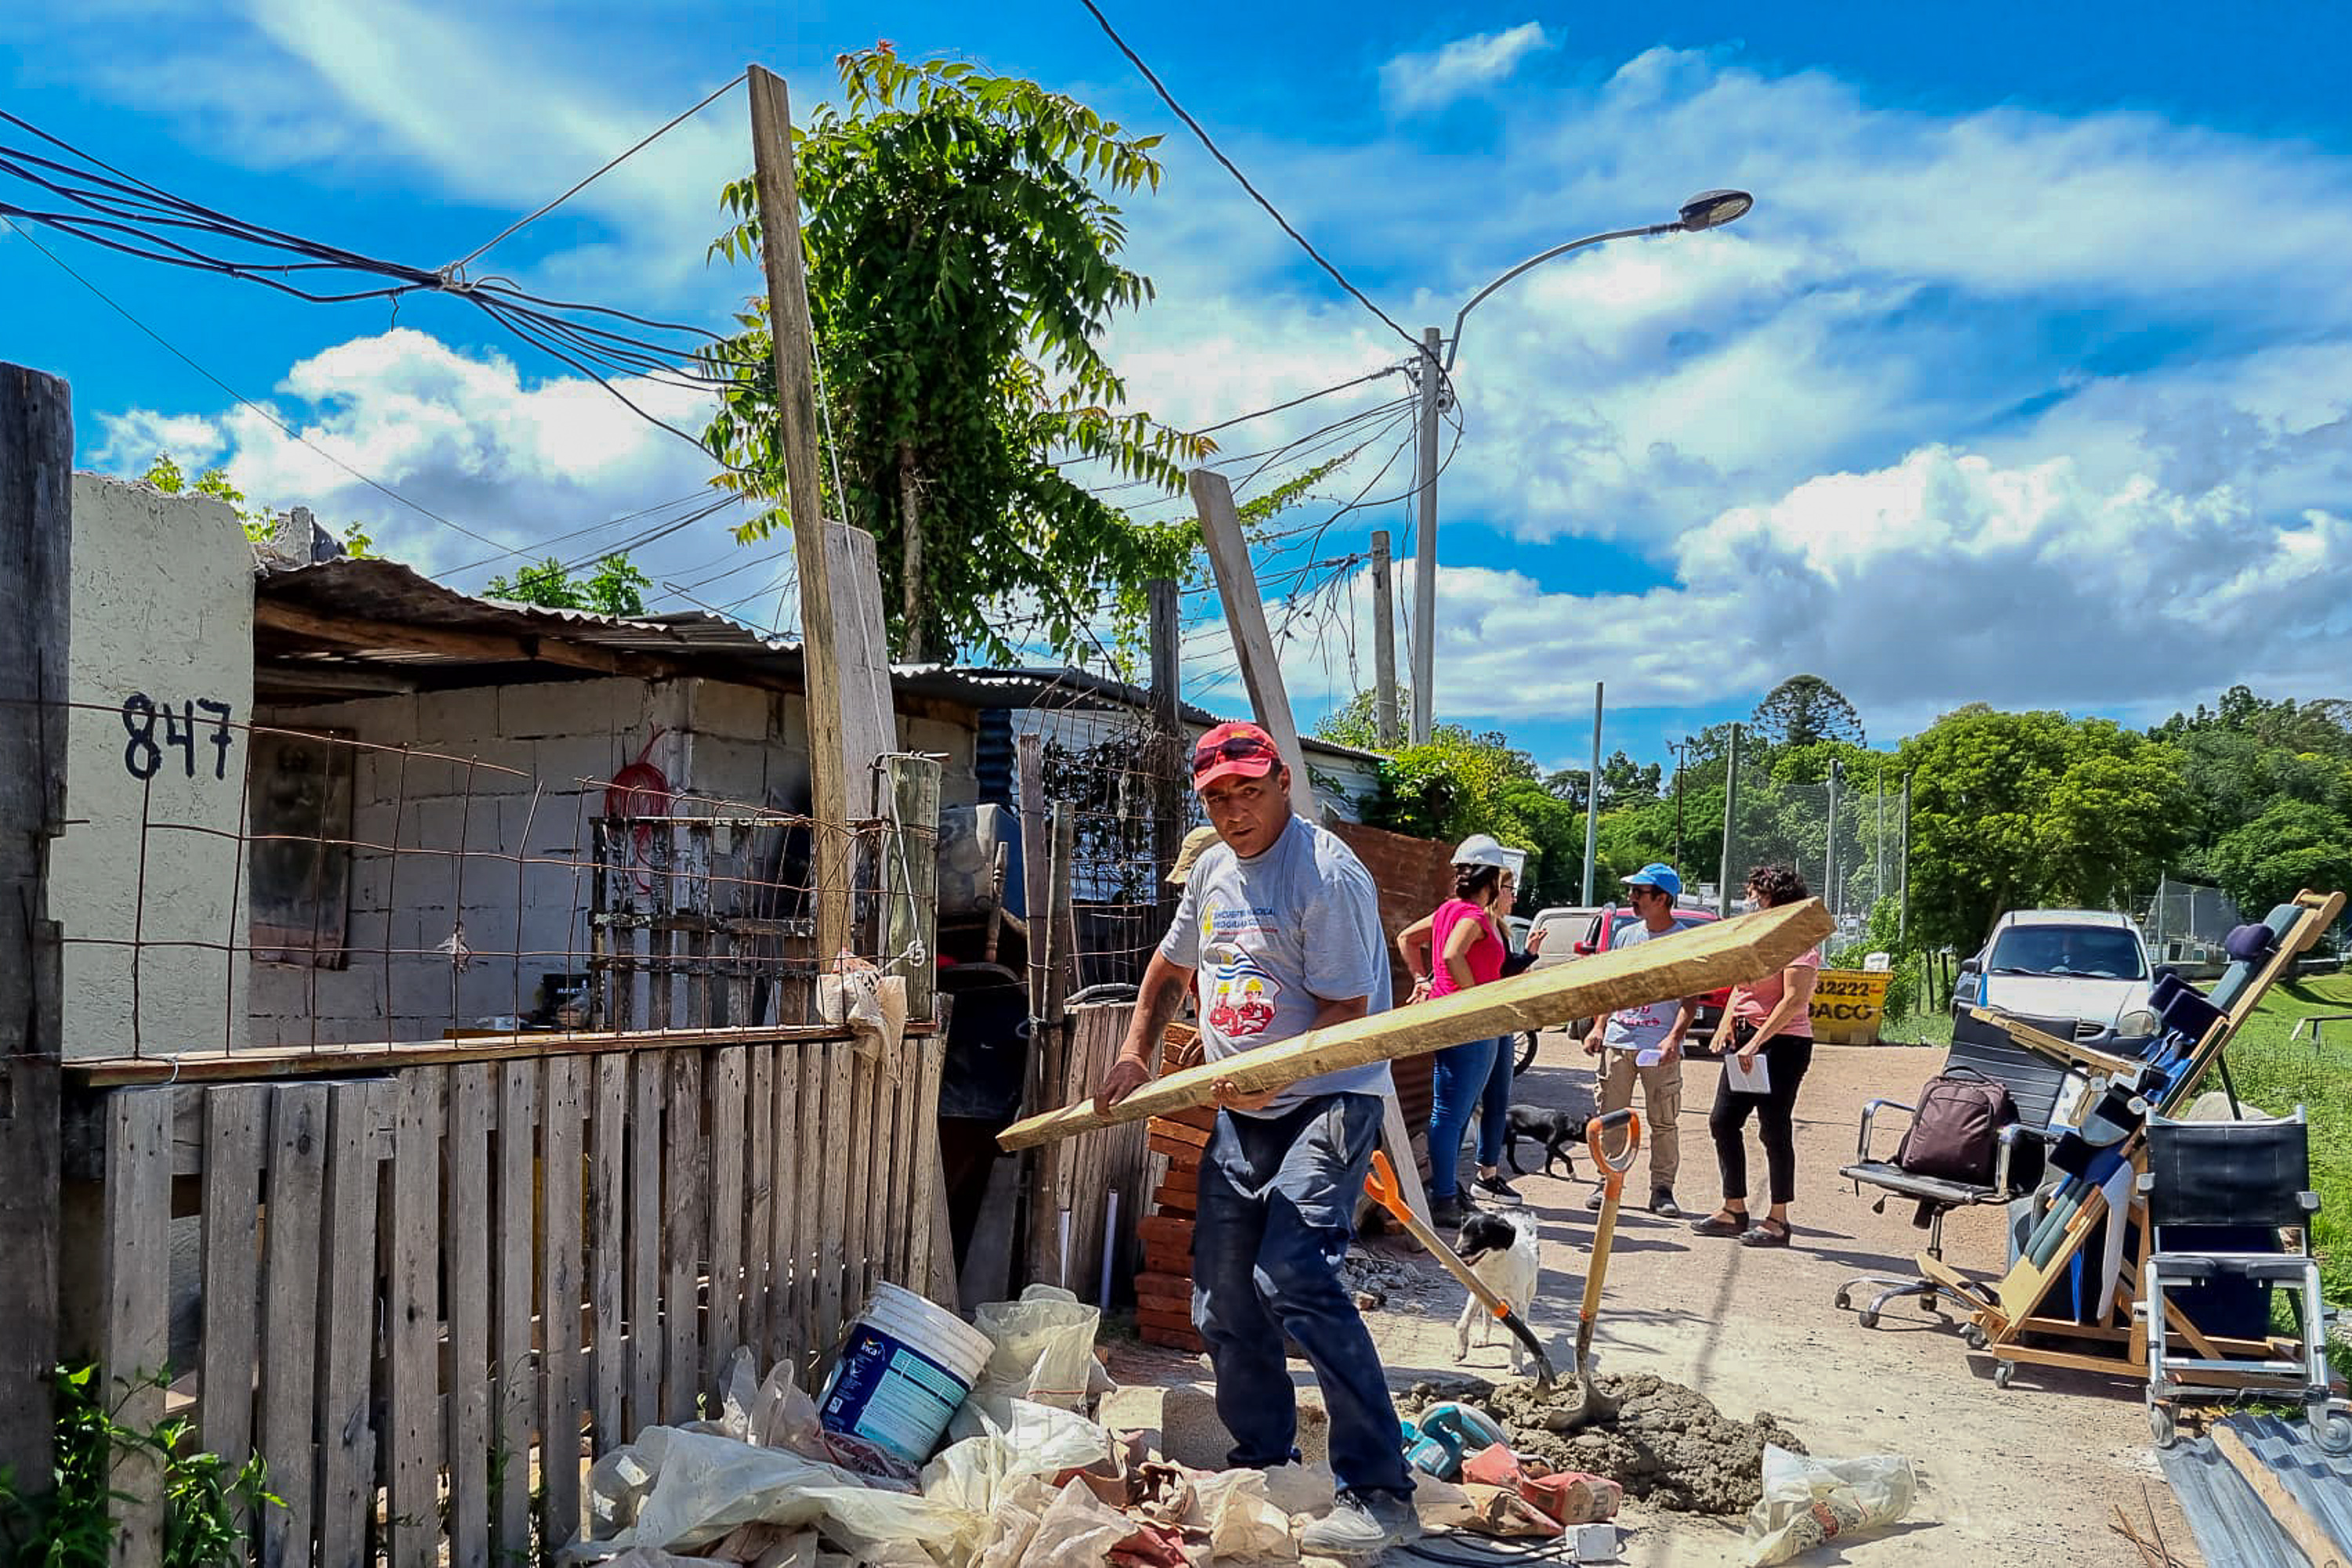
[1894,1067,2016,1183]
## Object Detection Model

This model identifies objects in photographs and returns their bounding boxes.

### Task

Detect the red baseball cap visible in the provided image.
[1192,720,1283,789]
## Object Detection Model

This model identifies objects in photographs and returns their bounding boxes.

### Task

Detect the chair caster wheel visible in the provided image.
[1993,1361,2016,1389]
[2150,1403,2176,1448]
[1857,1308,1879,1330]
[1963,1326,1989,1352]
[1834,1289,1852,1312]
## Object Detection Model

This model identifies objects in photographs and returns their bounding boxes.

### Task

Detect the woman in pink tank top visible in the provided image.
[1398,840,1515,1226]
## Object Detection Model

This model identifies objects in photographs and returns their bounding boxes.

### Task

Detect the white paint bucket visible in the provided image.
[817,1282,993,1466]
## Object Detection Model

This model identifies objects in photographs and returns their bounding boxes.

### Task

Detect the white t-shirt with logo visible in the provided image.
[1600,919,1694,1057]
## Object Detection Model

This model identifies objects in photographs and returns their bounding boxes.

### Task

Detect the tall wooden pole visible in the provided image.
[0,363,68,1486]
[1370,529,1399,746]
[746,64,895,960]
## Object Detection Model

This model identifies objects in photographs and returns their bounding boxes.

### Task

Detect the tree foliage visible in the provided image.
[143,453,375,557]
[483,554,652,617]
[702,47,1209,663]
[1751,673,1865,747]
[2207,800,2352,918]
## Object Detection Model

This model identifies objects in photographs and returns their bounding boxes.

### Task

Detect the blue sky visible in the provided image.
[6,2,2352,776]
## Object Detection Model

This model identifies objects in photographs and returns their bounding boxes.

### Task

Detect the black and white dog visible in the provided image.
[1502,1104,1588,1180]
[1452,1208,1543,1373]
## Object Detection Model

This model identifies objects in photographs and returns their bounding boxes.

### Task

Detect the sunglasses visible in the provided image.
[1192,734,1279,774]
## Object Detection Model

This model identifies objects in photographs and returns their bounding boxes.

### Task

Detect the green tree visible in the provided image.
[702,47,1208,662]
[1362,724,1586,908]
[484,554,652,616]
[2206,800,2352,917]
[1751,673,1865,747]
[143,452,375,557]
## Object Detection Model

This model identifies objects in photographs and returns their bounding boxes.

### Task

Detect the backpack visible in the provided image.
[1895,1067,2019,1185]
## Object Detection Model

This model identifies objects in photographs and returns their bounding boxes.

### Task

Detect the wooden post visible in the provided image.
[0,363,67,1488]
[1190,469,1307,786]
[882,753,942,1024]
[1017,731,1051,1030]
[746,64,896,960]
[1148,579,1185,931]
[1370,529,1399,746]
[1026,808,1078,1288]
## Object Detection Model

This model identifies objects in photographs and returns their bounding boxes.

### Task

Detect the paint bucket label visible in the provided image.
[819,1327,971,1465]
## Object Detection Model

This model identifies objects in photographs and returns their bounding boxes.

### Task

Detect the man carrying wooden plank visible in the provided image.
[1098,721,1422,1558]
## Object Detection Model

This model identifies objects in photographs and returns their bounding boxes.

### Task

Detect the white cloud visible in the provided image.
[1380,24,1556,114]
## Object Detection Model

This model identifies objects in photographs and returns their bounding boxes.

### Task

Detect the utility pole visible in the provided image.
[1718,722,1743,917]
[1370,530,1399,746]
[1825,757,1841,924]
[1409,327,1443,746]
[1580,682,1603,904]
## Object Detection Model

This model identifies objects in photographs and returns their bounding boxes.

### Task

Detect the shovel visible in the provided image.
[1365,1151,1559,1388]
[1570,1108,1643,1421]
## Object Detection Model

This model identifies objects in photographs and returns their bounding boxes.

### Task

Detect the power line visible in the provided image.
[1073,0,1421,354]
[2,213,523,556]
[441,71,749,279]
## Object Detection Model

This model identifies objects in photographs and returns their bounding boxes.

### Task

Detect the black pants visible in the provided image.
[1709,1035,1814,1207]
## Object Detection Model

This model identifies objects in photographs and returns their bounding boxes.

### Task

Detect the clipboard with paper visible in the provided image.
[1723,1051,1771,1093]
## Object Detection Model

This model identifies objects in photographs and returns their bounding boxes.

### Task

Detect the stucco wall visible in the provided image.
[53,475,256,1060]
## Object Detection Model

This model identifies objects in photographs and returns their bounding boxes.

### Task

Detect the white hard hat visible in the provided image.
[1452,833,1509,869]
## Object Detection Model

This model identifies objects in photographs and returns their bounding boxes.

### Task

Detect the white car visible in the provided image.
[1953,909,2161,1042]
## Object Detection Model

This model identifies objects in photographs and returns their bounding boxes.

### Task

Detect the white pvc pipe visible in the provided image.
[1058,1208,1071,1287]
[1099,1190,1120,1310]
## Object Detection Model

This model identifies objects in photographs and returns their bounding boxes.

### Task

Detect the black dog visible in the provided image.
[1503,1104,1588,1179]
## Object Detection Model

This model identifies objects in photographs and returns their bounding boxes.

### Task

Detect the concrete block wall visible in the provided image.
[54,475,256,1060]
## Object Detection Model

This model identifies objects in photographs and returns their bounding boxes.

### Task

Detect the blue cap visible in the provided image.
[1624,862,1682,898]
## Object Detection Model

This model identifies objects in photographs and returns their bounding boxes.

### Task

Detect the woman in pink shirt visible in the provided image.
[1693,864,1821,1247]
[1398,836,1513,1228]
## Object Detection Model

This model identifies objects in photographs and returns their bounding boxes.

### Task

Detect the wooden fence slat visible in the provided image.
[258,1083,328,1568]
[492,1063,535,1560]
[590,1056,628,1454]
[197,1085,268,1537]
[768,1044,800,1370]
[661,1050,706,1423]
[627,1054,662,1438]
[387,1073,442,1568]
[539,1057,589,1552]
[910,1036,946,1305]
[794,1043,823,1366]
[817,1041,854,1345]
[707,1047,747,1383]
[446,1066,496,1568]
[315,1081,389,1568]
[888,1038,921,1284]
[744,1044,775,1371]
[862,1044,892,1298]
[102,1088,172,1568]
[841,1043,873,1318]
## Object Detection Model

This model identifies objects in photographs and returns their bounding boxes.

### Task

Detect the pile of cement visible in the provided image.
[1403,1372,1805,1515]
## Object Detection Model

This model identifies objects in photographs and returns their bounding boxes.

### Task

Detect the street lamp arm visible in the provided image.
[1443,223,1676,372]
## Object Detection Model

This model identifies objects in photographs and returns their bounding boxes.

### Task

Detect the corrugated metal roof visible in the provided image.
[2158,1412,2352,1566]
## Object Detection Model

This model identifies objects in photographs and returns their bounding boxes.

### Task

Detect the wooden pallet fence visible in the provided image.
[1022,1002,1154,1301]
[78,1029,948,1568]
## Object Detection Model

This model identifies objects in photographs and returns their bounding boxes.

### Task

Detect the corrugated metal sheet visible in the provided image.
[2158,1412,2352,1567]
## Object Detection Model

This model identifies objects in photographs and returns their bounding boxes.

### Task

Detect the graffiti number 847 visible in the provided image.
[122,694,235,781]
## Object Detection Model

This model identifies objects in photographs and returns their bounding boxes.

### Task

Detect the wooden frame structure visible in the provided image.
[1911,889,2346,1388]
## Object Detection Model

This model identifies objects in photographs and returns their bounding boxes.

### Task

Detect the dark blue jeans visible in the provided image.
[1428,1036,1511,1195]
[1192,1093,1412,1499]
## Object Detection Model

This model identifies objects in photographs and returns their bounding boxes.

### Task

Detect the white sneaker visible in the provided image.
[1299,1489,1423,1556]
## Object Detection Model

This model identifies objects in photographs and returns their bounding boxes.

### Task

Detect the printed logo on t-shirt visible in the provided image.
[1203,942,1281,1039]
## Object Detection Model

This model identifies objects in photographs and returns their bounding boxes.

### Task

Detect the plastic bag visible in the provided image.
[1186,1468,1297,1559]
[965,1286,1111,1423]
[1742,1446,1917,1566]
[1018,1478,1139,1565]
[920,1399,1114,1565]
[575,1425,968,1561]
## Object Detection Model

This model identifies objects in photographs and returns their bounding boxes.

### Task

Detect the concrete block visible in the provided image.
[1096,1380,1328,1469]
[411,685,500,750]
[691,677,775,742]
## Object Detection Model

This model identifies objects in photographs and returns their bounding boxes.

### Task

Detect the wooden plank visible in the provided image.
[768,1044,801,1367]
[539,1057,588,1551]
[610,924,637,1033]
[707,1047,748,1381]
[386,1073,441,1568]
[197,1086,269,1536]
[795,1044,826,1364]
[843,1043,876,1308]
[258,1083,328,1568]
[492,1063,535,1560]
[627,1054,663,1439]
[101,1090,172,1568]
[2212,1425,2347,1568]
[0,363,70,1489]
[745,65,896,960]
[817,1041,855,1345]
[862,1044,891,1298]
[744,1044,775,1370]
[68,1019,938,1087]
[314,1082,388,1568]
[1000,898,1835,1149]
[881,755,942,1023]
[909,1035,946,1305]
[1189,467,1308,785]
[891,1036,924,1284]
[445,1066,496,1568]
[661,1051,706,1422]
[590,1055,628,1454]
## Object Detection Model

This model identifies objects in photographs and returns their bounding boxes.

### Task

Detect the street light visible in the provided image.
[1405,189,1754,744]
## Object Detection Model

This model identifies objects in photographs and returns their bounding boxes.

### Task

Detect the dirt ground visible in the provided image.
[1107,1035,2196,1566]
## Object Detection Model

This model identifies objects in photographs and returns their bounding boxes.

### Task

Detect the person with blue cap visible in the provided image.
[1580,863,1700,1215]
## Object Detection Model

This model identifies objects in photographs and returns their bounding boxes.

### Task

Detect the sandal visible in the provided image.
[1690,1211,1747,1237]
[1739,1218,1791,1247]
